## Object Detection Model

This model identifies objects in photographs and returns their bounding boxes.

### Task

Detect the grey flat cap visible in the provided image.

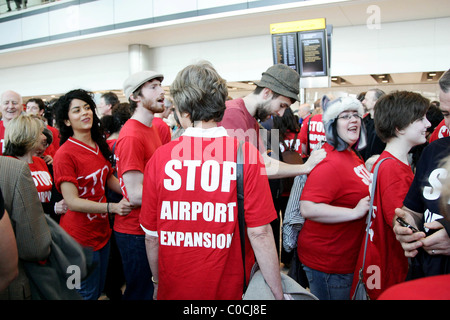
[123,70,164,100]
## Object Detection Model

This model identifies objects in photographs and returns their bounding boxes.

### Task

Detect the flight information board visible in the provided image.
[272,32,299,71]
[270,19,330,77]
[298,29,328,77]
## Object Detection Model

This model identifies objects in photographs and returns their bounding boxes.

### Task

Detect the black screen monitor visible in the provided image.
[271,32,299,72]
[298,29,328,77]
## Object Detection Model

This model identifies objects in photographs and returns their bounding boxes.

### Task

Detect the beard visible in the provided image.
[142,97,165,113]
[254,101,272,122]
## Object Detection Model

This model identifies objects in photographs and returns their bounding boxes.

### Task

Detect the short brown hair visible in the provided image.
[374,91,429,142]
[170,61,228,123]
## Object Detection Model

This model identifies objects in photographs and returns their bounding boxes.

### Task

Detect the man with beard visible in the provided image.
[113,71,165,300]
[219,64,326,179]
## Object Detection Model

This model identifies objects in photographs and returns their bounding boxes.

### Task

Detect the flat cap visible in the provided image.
[256,64,300,102]
[123,70,164,100]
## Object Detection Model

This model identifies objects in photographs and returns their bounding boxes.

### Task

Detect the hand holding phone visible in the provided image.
[396,217,419,233]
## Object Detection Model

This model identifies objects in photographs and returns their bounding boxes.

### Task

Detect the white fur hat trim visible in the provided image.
[322,96,365,124]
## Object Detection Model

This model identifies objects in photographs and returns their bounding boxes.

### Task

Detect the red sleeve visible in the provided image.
[299,115,310,145]
[53,150,79,193]
[377,163,413,228]
[116,135,147,175]
[153,118,171,145]
[140,152,159,233]
[49,125,60,151]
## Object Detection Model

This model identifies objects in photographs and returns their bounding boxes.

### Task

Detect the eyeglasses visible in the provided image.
[337,113,361,121]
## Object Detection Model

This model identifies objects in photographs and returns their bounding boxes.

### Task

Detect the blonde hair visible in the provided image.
[4,114,44,157]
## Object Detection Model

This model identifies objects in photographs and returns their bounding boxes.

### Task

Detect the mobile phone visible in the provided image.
[396,217,419,233]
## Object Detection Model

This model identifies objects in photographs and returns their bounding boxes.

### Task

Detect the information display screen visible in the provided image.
[271,32,298,71]
[298,29,328,77]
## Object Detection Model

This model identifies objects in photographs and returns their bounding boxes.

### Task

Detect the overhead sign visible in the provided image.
[271,18,330,78]
[270,18,326,34]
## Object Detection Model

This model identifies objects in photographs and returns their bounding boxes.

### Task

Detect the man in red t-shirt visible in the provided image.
[218,64,326,179]
[114,70,165,300]
[429,119,450,142]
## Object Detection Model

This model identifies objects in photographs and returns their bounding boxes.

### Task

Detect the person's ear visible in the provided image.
[129,94,141,103]
[262,87,273,100]
[395,127,404,137]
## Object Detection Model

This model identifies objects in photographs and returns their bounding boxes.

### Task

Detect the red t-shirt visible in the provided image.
[279,131,302,155]
[429,119,449,142]
[114,119,162,235]
[218,98,265,152]
[140,127,277,300]
[351,151,411,300]
[44,125,61,158]
[378,274,450,300]
[297,143,370,274]
[28,156,53,203]
[0,121,5,155]
[152,117,171,145]
[299,114,326,154]
[53,137,113,251]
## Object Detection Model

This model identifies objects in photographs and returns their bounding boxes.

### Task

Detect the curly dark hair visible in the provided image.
[54,89,112,163]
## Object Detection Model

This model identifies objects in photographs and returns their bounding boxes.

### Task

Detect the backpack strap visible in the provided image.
[236,141,246,295]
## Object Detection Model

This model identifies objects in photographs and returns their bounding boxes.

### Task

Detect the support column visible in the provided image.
[128,44,152,74]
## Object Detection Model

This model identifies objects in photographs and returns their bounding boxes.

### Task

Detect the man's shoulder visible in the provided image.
[222,98,254,128]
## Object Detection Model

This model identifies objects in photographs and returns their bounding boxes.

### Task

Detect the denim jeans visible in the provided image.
[78,241,110,300]
[303,265,354,300]
[114,231,153,300]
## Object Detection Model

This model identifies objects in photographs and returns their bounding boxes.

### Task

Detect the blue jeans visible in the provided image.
[78,241,110,300]
[303,265,354,300]
[114,231,153,300]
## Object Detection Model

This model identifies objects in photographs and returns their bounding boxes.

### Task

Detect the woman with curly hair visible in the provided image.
[53,89,132,300]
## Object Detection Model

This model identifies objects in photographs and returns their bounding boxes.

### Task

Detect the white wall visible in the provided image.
[331,17,450,75]
[1,52,129,96]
